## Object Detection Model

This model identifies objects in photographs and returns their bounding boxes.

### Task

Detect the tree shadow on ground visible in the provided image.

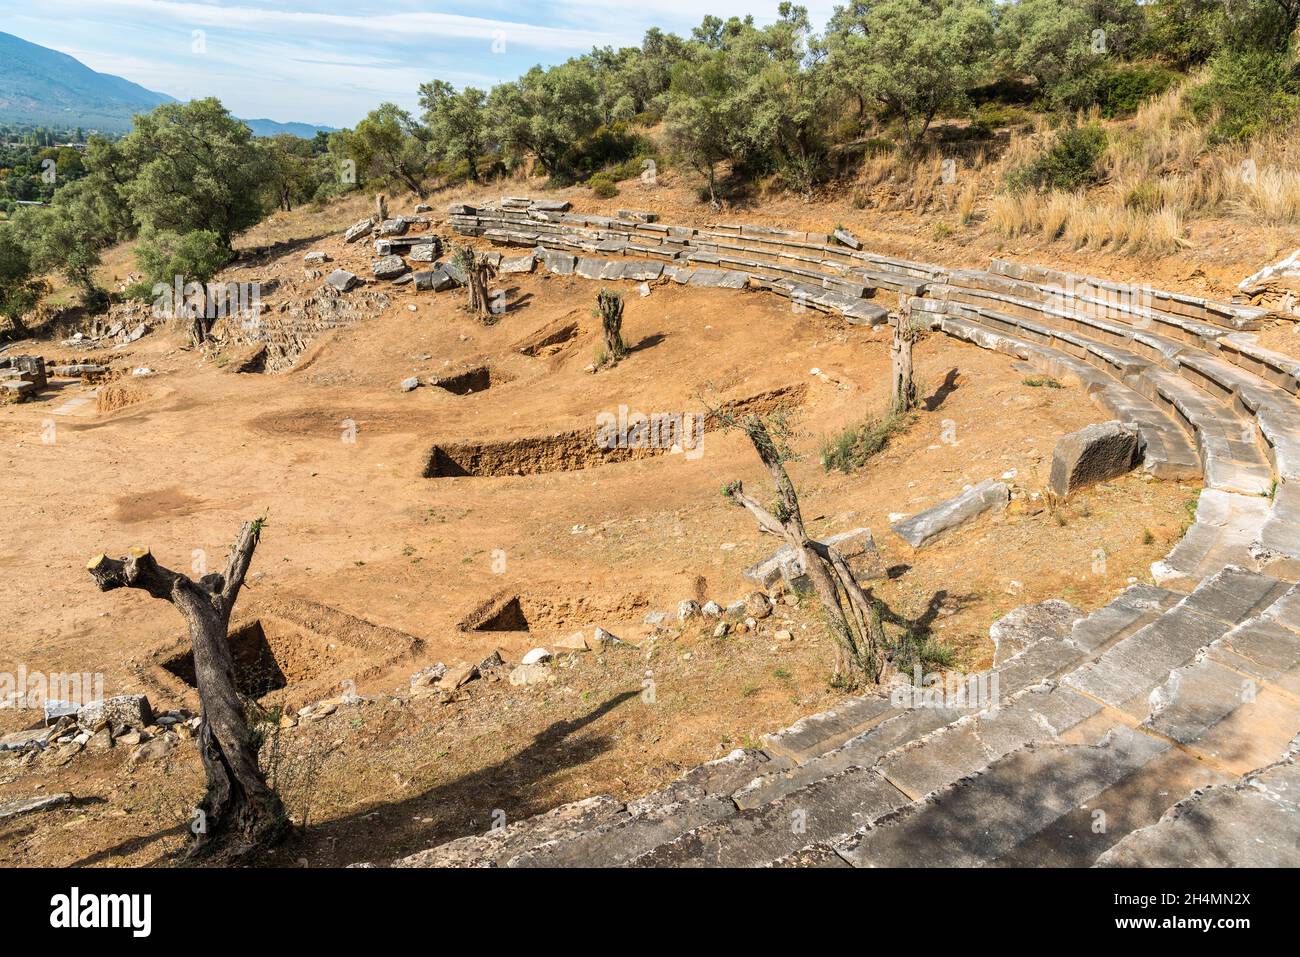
[628,332,667,354]
[270,687,641,866]
[923,368,961,412]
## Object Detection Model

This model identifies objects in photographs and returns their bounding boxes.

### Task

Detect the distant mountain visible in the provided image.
[0,31,175,131]
[241,118,337,139]
[0,32,336,138]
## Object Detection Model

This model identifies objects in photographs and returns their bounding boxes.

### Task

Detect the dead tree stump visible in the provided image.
[890,293,919,416]
[86,518,286,862]
[596,289,627,365]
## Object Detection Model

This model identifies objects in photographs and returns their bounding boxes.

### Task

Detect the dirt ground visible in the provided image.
[0,175,1206,867]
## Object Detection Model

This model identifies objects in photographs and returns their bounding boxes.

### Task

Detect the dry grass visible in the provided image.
[992,189,1190,254]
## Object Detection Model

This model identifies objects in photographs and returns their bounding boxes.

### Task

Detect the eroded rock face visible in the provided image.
[1049,420,1140,498]
[891,480,1011,548]
[990,599,1083,665]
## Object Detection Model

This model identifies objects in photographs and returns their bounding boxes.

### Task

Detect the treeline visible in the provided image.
[339,0,1299,202]
[1,0,1297,337]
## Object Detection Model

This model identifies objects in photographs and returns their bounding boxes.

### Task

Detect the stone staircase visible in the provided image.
[390,203,1300,867]
[393,569,1300,867]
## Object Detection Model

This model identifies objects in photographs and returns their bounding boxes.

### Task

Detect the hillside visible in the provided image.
[0,31,175,131]
[0,32,334,137]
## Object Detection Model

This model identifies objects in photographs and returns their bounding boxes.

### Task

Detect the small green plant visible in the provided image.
[1142,528,1155,545]
[819,410,911,474]
[1024,376,1063,389]
[889,628,957,678]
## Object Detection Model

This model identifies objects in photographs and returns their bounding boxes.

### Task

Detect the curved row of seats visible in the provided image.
[388,204,1300,867]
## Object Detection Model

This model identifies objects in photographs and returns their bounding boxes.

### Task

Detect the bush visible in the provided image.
[820,411,911,473]
[587,172,618,198]
[1187,50,1300,144]
[132,228,231,288]
[1097,63,1180,118]
[1007,123,1108,193]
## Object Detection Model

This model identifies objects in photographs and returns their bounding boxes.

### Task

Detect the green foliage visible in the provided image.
[132,228,231,290]
[890,629,958,678]
[819,410,911,473]
[0,223,45,334]
[1095,62,1180,117]
[998,0,1146,111]
[337,103,431,197]
[1023,375,1064,388]
[1007,123,1108,192]
[419,80,488,182]
[587,172,619,197]
[826,0,997,151]
[1186,49,1300,144]
[122,98,266,245]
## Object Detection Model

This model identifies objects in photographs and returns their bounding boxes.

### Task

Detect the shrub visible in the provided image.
[132,228,231,288]
[1097,63,1180,118]
[1007,123,1108,193]
[1187,50,1300,144]
[587,172,618,198]
[820,411,911,474]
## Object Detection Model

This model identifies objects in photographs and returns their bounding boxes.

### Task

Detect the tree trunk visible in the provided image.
[375,193,388,222]
[467,255,496,319]
[597,290,626,362]
[727,418,887,686]
[890,293,918,416]
[86,520,286,862]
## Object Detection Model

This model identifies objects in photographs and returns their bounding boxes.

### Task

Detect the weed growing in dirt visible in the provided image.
[819,410,912,474]
[1023,376,1063,388]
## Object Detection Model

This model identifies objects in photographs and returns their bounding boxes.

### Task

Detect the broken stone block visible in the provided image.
[500,254,536,274]
[617,209,659,223]
[344,218,374,243]
[833,228,862,250]
[303,251,330,265]
[77,694,152,733]
[409,244,439,263]
[372,255,409,280]
[378,218,409,237]
[0,792,72,821]
[447,203,477,216]
[325,269,359,292]
[530,199,571,212]
[891,480,1011,548]
[1049,420,1140,498]
[439,662,479,688]
[990,599,1083,665]
[509,663,555,686]
[521,647,552,665]
[400,377,420,392]
[552,632,590,652]
[744,527,883,588]
[678,599,701,621]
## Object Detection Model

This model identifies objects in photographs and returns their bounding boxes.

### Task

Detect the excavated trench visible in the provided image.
[457,589,652,636]
[422,384,805,478]
[429,365,499,395]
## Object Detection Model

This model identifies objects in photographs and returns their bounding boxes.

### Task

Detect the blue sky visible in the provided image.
[0,0,838,128]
